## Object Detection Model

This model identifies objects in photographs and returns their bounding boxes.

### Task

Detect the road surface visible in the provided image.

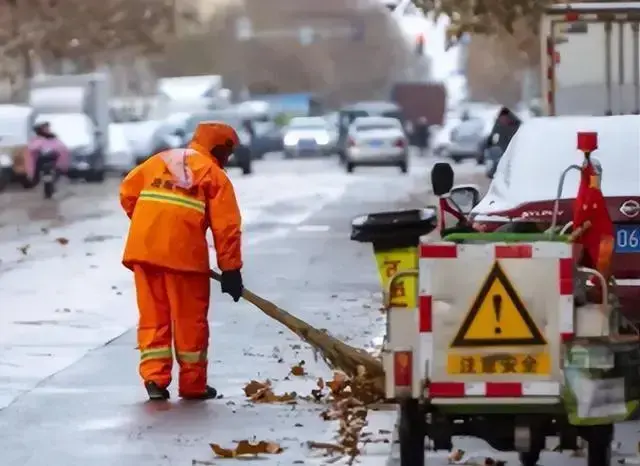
[1,154,634,465]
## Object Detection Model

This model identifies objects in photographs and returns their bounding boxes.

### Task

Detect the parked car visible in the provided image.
[438,114,640,318]
[107,124,136,175]
[344,116,408,173]
[0,104,35,188]
[122,117,184,166]
[447,117,490,164]
[182,110,252,175]
[45,112,105,182]
[282,116,334,158]
[337,101,404,162]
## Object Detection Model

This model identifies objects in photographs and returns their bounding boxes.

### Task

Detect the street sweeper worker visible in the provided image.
[119,121,244,401]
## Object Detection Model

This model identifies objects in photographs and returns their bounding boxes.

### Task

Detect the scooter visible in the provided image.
[38,148,59,199]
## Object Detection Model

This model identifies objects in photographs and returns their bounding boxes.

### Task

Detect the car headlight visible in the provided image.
[0,153,11,168]
[284,134,298,146]
[316,134,329,145]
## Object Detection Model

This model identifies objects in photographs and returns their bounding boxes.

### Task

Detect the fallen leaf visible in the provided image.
[55,237,69,245]
[210,440,283,457]
[244,380,269,397]
[18,245,29,255]
[290,363,306,376]
[243,379,296,403]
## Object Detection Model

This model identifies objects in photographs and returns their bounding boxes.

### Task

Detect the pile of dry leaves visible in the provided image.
[308,367,386,465]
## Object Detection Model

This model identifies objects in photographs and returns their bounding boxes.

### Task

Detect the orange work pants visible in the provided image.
[133,264,210,396]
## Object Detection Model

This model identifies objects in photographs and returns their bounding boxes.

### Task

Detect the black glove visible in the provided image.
[220,269,243,302]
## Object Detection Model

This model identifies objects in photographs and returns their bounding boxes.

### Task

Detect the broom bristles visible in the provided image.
[210,271,385,384]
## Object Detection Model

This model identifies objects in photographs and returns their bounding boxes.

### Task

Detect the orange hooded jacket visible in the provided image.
[120,124,242,273]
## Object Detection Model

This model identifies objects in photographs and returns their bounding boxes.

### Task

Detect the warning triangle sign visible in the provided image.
[451,262,546,348]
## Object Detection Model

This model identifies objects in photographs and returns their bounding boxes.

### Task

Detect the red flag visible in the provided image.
[572,160,614,283]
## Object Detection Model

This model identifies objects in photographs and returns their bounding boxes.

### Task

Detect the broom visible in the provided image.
[210,271,385,394]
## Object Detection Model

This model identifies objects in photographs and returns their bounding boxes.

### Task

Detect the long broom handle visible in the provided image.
[209,270,315,339]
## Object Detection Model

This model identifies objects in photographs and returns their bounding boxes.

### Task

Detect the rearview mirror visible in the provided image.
[431,162,454,196]
[449,185,481,214]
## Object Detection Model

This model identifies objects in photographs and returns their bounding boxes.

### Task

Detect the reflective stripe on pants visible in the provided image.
[141,347,173,361]
[177,350,207,364]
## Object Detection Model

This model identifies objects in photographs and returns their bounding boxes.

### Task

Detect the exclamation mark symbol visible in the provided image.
[493,294,502,335]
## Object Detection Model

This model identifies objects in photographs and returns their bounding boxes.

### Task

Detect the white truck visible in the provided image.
[541,2,640,116]
[383,155,640,465]
[28,72,110,182]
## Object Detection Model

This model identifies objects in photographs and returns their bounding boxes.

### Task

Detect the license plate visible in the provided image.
[298,140,316,148]
[369,140,383,147]
[76,161,90,170]
[42,173,53,182]
[447,352,550,375]
[615,224,640,253]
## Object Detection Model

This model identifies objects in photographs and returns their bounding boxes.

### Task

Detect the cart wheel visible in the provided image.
[398,399,425,466]
[518,450,541,466]
[587,424,613,466]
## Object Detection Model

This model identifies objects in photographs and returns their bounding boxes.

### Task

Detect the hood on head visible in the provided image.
[190,121,238,152]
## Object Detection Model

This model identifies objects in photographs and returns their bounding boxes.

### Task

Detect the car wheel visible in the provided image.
[476,152,485,165]
[451,155,463,164]
[346,162,355,173]
[399,161,408,174]
[85,169,105,183]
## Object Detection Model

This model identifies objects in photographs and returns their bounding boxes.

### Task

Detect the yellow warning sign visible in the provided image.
[450,262,546,348]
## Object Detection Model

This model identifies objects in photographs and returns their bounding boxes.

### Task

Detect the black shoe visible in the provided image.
[145,381,170,400]
[180,385,218,400]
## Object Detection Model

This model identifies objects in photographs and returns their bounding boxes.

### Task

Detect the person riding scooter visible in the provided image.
[25,118,70,187]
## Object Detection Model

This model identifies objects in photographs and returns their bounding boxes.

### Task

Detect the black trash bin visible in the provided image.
[351,208,438,308]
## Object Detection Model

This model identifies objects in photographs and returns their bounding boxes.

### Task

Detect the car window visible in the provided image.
[340,111,368,128]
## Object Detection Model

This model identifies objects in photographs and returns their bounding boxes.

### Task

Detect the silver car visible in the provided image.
[282,117,334,158]
[447,117,488,164]
[345,116,408,173]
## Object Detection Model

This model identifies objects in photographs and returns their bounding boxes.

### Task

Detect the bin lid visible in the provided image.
[350,208,437,245]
